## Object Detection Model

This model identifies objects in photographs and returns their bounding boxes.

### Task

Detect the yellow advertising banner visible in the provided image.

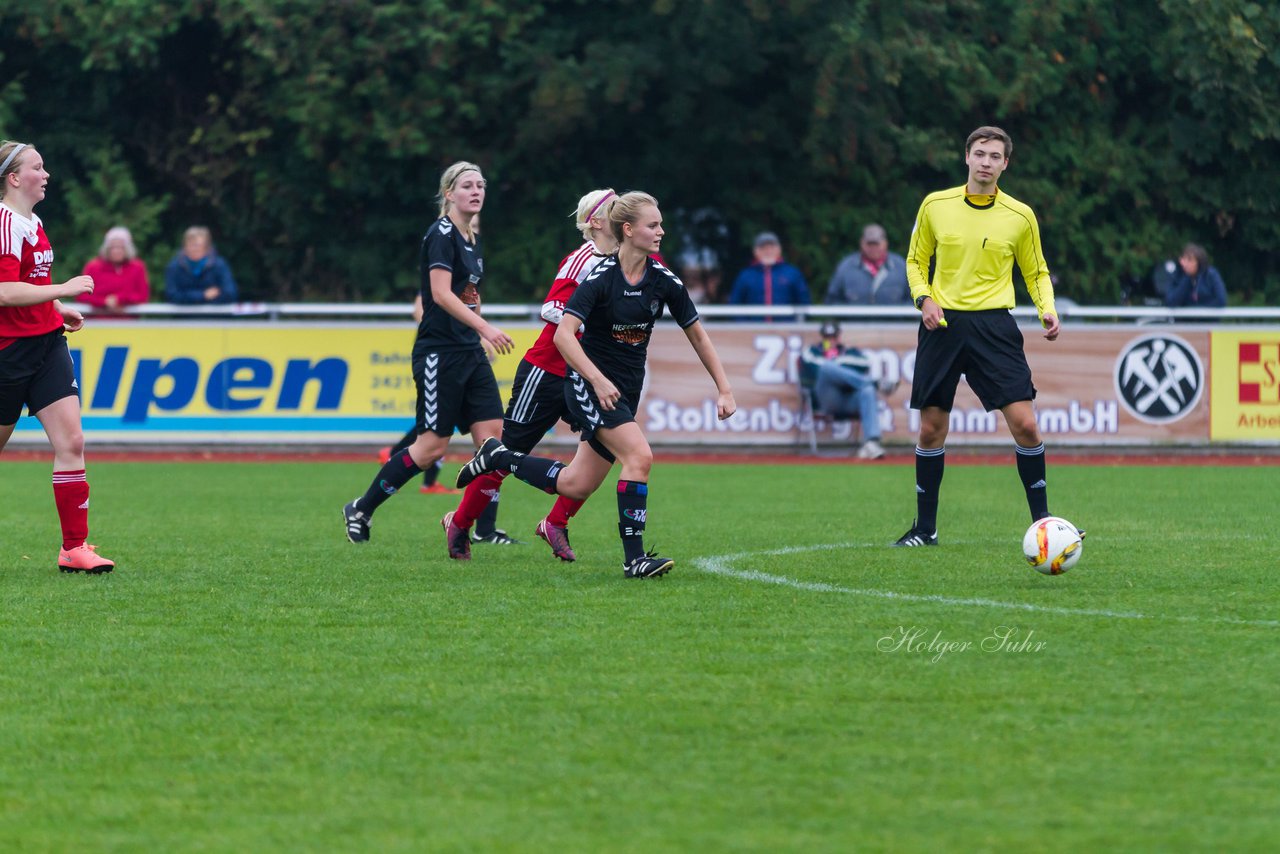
[14,322,540,442]
[12,319,1266,446]
[1210,331,1280,440]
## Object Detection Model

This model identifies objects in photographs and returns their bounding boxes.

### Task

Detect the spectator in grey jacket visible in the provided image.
[825,223,910,305]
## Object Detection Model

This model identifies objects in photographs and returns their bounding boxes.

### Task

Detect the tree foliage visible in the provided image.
[1,0,1277,304]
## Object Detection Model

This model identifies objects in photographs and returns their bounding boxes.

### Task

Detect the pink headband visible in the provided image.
[586,191,615,221]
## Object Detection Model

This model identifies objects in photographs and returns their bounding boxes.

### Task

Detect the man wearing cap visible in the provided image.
[824,224,910,305]
[798,320,886,459]
[727,231,811,314]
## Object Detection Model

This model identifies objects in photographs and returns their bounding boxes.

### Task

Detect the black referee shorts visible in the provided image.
[910,309,1036,412]
[501,358,570,454]
[412,348,504,437]
[0,329,79,425]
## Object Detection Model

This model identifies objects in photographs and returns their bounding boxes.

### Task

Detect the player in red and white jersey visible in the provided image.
[0,140,114,573]
[442,189,617,561]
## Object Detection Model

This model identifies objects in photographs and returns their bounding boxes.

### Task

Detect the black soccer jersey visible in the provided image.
[414,216,484,354]
[563,255,699,390]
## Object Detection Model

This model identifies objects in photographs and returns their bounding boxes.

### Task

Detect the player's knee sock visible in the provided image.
[473,471,508,535]
[391,427,417,456]
[915,446,945,533]
[357,451,422,515]
[52,469,89,550]
[420,458,444,487]
[508,453,563,494]
[453,472,504,529]
[547,495,586,528]
[1015,442,1050,521]
[616,480,648,564]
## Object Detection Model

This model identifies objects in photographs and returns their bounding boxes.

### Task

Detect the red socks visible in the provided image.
[52,469,89,550]
[547,496,585,528]
[453,471,507,529]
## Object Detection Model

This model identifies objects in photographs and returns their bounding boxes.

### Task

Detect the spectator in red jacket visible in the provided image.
[80,226,150,312]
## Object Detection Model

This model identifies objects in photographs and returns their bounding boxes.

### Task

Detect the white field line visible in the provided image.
[692,543,1280,628]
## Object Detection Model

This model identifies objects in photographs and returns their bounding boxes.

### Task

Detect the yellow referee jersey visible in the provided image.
[905,185,1056,320]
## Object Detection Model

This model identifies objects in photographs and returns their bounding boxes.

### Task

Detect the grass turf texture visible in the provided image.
[1,459,1276,851]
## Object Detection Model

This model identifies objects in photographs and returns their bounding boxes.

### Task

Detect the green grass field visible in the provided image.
[1,458,1277,851]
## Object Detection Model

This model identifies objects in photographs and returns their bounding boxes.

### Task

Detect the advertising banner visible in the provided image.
[11,320,1274,446]
[1209,331,1280,441]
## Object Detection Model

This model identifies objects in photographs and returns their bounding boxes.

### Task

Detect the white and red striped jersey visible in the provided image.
[0,203,62,348]
[523,241,610,376]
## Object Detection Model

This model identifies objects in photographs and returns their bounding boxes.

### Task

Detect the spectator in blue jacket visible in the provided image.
[164,226,239,304]
[1165,243,1226,308]
[824,223,910,305]
[728,232,811,314]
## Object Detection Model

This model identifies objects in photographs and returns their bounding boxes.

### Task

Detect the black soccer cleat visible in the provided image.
[343,500,371,544]
[471,529,523,545]
[891,524,938,547]
[623,550,674,579]
[456,437,507,489]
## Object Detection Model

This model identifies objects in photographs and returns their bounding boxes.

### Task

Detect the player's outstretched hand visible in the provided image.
[481,323,514,355]
[717,390,737,421]
[62,275,94,298]
[1041,313,1060,341]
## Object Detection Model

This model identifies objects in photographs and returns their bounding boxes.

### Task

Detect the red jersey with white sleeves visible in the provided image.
[523,240,609,377]
[0,203,62,350]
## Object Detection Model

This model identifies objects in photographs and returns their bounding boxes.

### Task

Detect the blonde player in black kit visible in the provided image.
[455,192,737,578]
[341,161,514,544]
[893,125,1073,547]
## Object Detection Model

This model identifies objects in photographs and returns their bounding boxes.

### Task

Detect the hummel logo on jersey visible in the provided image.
[623,289,642,296]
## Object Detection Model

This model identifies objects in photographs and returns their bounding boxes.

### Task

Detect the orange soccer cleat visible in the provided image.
[58,543,115,574]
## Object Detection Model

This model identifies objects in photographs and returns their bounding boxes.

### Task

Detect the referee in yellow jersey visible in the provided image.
[892,126,1061,547]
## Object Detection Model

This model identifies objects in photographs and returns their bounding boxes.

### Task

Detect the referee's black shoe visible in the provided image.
[891,524,938,547]
[456,437,507,489]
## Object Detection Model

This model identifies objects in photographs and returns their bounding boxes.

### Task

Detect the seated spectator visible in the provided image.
[80,225,150,312]
[164,226,238,304]
[728,232,811,313]
[825,223,910,305]
[799,320,885,460]
[1164,243,1226,308]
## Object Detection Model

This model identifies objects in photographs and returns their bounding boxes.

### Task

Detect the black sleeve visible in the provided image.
[564,267,605,321]
[422,220,457,273]
[663,274,700,328]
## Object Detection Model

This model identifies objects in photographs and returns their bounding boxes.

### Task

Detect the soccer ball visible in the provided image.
[1022,517,1083,575]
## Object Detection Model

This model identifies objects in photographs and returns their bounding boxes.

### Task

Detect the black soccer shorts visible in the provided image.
[0,329,79,425]
[412,348,504,437]
[563,369,644,463]
[501,358,571,454]
[910,309,1036,412]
